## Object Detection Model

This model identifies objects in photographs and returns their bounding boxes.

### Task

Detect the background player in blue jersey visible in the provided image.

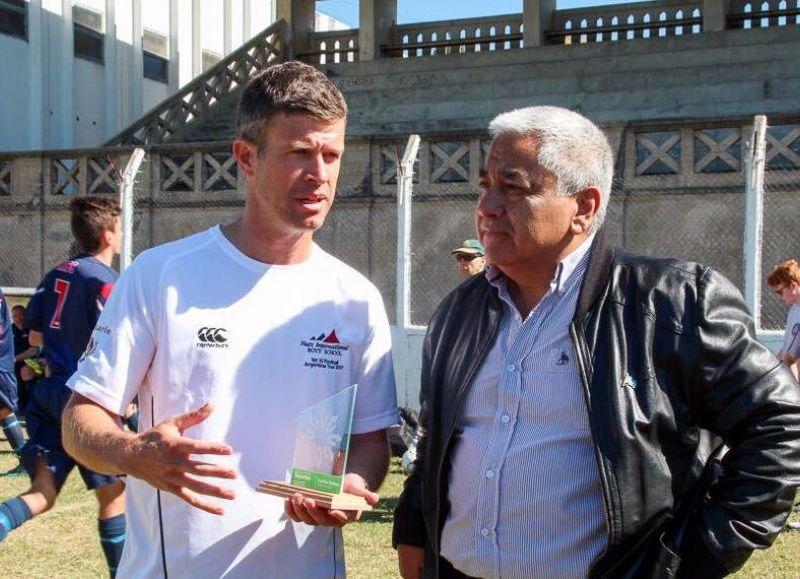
[11,304,39,416]
[0,289,26,472]
[0,196,126,578]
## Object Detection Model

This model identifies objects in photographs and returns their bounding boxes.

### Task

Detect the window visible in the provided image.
[73,5,104,64]
[143,52,168,82]
[143,28,168,83]
[0,0,27,41]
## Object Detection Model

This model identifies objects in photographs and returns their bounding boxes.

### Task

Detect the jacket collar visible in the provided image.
[575,228,615,320]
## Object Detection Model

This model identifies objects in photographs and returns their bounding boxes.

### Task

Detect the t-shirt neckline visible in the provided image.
[210,225,321,273]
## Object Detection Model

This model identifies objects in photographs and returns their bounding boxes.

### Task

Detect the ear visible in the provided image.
[571,187,602,234]
[233,139,257,179]
[101,227,114,248]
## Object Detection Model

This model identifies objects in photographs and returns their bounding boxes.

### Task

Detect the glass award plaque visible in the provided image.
[257,384,371,511]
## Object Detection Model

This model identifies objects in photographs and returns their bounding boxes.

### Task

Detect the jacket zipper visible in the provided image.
[570,321,614,576]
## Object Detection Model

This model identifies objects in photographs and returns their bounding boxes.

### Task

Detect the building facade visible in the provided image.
[0,0,346,151]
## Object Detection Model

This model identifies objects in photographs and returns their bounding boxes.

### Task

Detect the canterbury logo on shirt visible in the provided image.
[196,327,229,348]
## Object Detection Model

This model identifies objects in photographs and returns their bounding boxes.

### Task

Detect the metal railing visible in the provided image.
[384,14,524,58]
[548,0,703,44]
[299,29,359,65]
[728,0,800,28]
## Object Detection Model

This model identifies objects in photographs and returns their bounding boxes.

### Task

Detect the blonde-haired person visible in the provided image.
[767,259,800,379]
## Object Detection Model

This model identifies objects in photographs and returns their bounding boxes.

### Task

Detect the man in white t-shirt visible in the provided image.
[62,61,399,578]
[768,259,800,380]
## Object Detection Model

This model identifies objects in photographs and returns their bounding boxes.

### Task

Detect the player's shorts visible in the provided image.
[0,369,18,412]
[20,376,119,492]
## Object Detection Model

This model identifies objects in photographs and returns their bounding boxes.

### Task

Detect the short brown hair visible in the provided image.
[768,259,800,288]
[235,61,347,147]
[69,196,121,254]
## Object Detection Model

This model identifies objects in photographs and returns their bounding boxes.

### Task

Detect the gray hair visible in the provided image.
[488,106,614,233]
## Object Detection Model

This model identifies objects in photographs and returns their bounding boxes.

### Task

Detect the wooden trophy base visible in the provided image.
[257,480,373,511]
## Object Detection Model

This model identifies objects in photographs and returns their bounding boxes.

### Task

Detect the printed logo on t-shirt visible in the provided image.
[301,330,349,371]
[792,323,799,337]
[196,327,229,349]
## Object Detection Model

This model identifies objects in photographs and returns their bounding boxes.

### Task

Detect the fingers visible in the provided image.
[174,486,227,516]
[174,473,236,501]
[285,494,349,527]
[172,401,214,433]
[346,486,379,507]
[185,460,237,480]
[342,473,380,506]
[171,437,233,457]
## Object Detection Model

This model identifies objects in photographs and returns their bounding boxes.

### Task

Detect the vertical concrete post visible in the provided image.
[224,0,233,54]
[168,0,180,91]
[192,0,202,76]
[132,0,143,119]
[744,116,767,327]
[28,0,44,149]
[61,0,74,148]
[104,0,117,139]
[276,0,316,57]
[523,0,557,47]
[359,0,397,61]
[703,0,729,32]
[242,0,252,40]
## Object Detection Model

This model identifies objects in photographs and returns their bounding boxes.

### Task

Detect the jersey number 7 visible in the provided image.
[50,278,71,329]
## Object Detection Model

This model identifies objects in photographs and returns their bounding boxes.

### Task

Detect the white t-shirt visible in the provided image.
[784,304,800,360]
[68,226,399,579]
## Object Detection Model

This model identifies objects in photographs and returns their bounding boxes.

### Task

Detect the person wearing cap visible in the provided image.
[452,239,486,280]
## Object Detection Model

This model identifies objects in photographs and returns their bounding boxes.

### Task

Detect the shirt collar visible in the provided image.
[485,232,596,296]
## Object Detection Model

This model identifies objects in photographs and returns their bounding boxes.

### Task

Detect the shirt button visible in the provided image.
[500,414,510,424]
[486,470,494,479]
[480,528,490,537]
[506,363,516,372]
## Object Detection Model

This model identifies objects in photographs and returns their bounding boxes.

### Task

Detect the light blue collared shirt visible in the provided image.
[440,233,608,579]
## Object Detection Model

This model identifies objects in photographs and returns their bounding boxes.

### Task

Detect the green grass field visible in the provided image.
[0,444,797,578]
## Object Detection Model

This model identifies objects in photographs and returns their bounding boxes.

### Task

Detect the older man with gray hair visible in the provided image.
[393,105,800,578]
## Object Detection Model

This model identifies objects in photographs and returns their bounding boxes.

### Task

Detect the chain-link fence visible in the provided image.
[2,118,798,338]
[405,175,750,328]
[0,152,132,293]
[761,165,800,330]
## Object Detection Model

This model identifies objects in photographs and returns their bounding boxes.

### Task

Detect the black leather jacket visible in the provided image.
[393,232,800,578]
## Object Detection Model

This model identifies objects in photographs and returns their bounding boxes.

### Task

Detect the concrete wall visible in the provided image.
[0,35,31,150]
[74,59,108,146]
[334,27,800,139]
[185,26,800,145]
[142,78,170,114]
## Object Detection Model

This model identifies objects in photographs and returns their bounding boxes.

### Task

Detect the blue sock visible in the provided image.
[98,513,126,578]
[1,414,25,452]
[0,497,32,541]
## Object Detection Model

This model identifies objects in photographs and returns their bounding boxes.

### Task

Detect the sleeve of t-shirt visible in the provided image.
[25,280,46,332]
[67,257,157,416]
[784,316,800,360]
[351,286,399,435]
